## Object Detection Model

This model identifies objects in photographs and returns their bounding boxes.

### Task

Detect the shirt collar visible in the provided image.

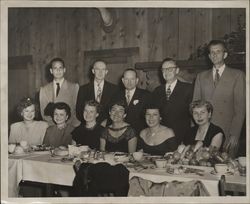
[213,64,225,76]
[126,87,136,96]
[53,78,64,87]
[166,79,177,91]
[94,80,104,89]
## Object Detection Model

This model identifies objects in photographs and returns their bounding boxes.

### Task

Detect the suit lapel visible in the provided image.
[57,80,68,100]
[128,88,139,107]
[45,82,55,102]
[101,81,109,103]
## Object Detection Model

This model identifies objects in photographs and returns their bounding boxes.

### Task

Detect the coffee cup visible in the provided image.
[238,157,246,167]
[8,144,16,153]
[214,164,229,174]
[20,140,28,148]
[133,152,143,161]
[155,159,167,168]
[79,145,89,152]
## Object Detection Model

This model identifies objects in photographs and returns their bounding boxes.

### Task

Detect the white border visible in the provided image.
[1,0,249,203]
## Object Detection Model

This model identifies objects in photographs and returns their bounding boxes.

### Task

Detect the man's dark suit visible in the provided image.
[152,80,193,145]
[113,88,151,135]
[76,81,118,123]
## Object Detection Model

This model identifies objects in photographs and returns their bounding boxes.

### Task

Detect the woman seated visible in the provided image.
[184,100,225,151]
[71,100,104,150]
[9,97,48,145]
[100,101,137,153]
[138,105,177,155]
[43,102,74,147]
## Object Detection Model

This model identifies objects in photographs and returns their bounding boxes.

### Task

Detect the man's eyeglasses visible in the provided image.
[161,67,177,72]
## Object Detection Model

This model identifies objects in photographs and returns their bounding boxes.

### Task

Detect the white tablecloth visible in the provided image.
[8,153,246,197]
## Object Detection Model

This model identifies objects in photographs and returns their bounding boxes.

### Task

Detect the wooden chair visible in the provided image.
[219,175,246,196]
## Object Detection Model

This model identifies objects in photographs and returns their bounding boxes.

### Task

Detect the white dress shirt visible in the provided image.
[213,64,225,80]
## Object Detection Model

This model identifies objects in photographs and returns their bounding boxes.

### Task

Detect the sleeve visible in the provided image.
[72,83,79,115]
[100,128,108,140]
[39,122,49,144]
[126,127,136,141]
[229,71,246,138]
[192,73,202,101]
[71,127,79,142]
[76,86,84,122]
[9,124,17,143]
[42,129,50,145]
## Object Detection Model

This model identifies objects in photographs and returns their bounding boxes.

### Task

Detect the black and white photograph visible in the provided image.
[1,0,249,203]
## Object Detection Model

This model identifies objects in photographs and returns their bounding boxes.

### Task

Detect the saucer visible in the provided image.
[154,167,166,171]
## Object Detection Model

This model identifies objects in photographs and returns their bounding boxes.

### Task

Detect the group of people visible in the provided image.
[9,39,246,158]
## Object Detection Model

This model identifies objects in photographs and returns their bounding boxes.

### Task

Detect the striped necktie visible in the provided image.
[214,69,220,87]
[166,85,171,100]
[96,83,102,103]
[126,90,131,105]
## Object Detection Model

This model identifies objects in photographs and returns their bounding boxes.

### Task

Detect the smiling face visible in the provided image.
[161,60,179,83]
[192,106,211,126]
[208,44,228,67]
[109,104,126,123]
[92,61,108,81]
[83,104,99,123]
[122,70,139,90]
[21,104,35,121]
[53,108,68,126]
[50,61,66,80]
[145,109,161,128]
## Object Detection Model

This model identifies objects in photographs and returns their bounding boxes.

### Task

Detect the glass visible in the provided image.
[161,67,177,72]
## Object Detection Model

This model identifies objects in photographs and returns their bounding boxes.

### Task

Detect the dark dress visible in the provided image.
[71,123,104,150]
[100,126,136,153]
[184,123,225,151]
[138,136,178,155]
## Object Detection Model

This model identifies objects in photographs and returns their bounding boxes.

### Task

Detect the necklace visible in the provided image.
[148,126,161,137]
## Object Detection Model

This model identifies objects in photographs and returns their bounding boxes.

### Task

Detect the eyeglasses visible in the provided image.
[161,67,177,72]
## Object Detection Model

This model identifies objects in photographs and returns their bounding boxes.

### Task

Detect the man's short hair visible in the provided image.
[161,57,178,68]
[123,68,138,78]
[207,40,227,53]
[92,60,107,69]
[50,57,65,68]
[53,102,71,121]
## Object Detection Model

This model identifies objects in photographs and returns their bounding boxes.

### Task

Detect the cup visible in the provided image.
[8,144,16,153]
[133,152,143,161]
[20,140,28,148]
[238,157,246,167]
[155,159,167,168]
[104,153,115,161]
[214,164,229,174]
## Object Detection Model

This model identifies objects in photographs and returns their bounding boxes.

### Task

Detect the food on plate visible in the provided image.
[54,147,69,156]
[14,146,24,154]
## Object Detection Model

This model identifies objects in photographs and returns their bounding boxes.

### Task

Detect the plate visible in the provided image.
[154,167,166,172]
[12,152,29,156]
[32,150,50,155]
[210,170,233,176]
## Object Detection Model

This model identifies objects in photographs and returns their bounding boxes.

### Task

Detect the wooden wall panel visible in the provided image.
[212,8,231,39]
[194,9,213,52]
[8,8,246,91]
[230,8,246,32]
[162,9,179,59]
[178,8,196,59]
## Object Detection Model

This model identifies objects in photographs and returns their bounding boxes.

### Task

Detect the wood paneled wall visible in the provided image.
[8,8,245,93]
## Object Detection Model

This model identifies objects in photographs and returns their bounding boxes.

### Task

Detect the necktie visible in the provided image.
[166,85,171,100]
[126,90,131,105]
[214,69,220,87]
[56,83,60,97]
[96,83,102,103]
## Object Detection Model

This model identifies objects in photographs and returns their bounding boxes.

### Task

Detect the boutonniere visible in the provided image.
[133,100,139,105]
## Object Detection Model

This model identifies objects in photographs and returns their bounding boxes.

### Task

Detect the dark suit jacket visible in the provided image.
[152,80,193,144]
[113,88,151,135]
[76,81,118,123]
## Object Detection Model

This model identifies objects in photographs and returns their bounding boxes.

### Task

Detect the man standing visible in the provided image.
[193,40,245,157]
[39,57,80,127]
[113,68,151,134]
[152,58,193,145]
[76,60,118,123]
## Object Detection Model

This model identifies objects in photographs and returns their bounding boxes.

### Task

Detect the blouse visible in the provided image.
[43,124,74,147]
[138,136,178,155]
[71,123,104,150]
[100,126,136,153]
[9,121,48,145]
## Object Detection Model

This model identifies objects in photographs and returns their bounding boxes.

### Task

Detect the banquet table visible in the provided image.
[8,152,246,197]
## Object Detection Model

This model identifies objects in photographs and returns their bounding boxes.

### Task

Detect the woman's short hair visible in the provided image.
[189,100,213,115]
[84,100,101,114]
[144,103,160,115]
[17,97,38,118]
[109,100,127,114]
[53,102,71,120]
